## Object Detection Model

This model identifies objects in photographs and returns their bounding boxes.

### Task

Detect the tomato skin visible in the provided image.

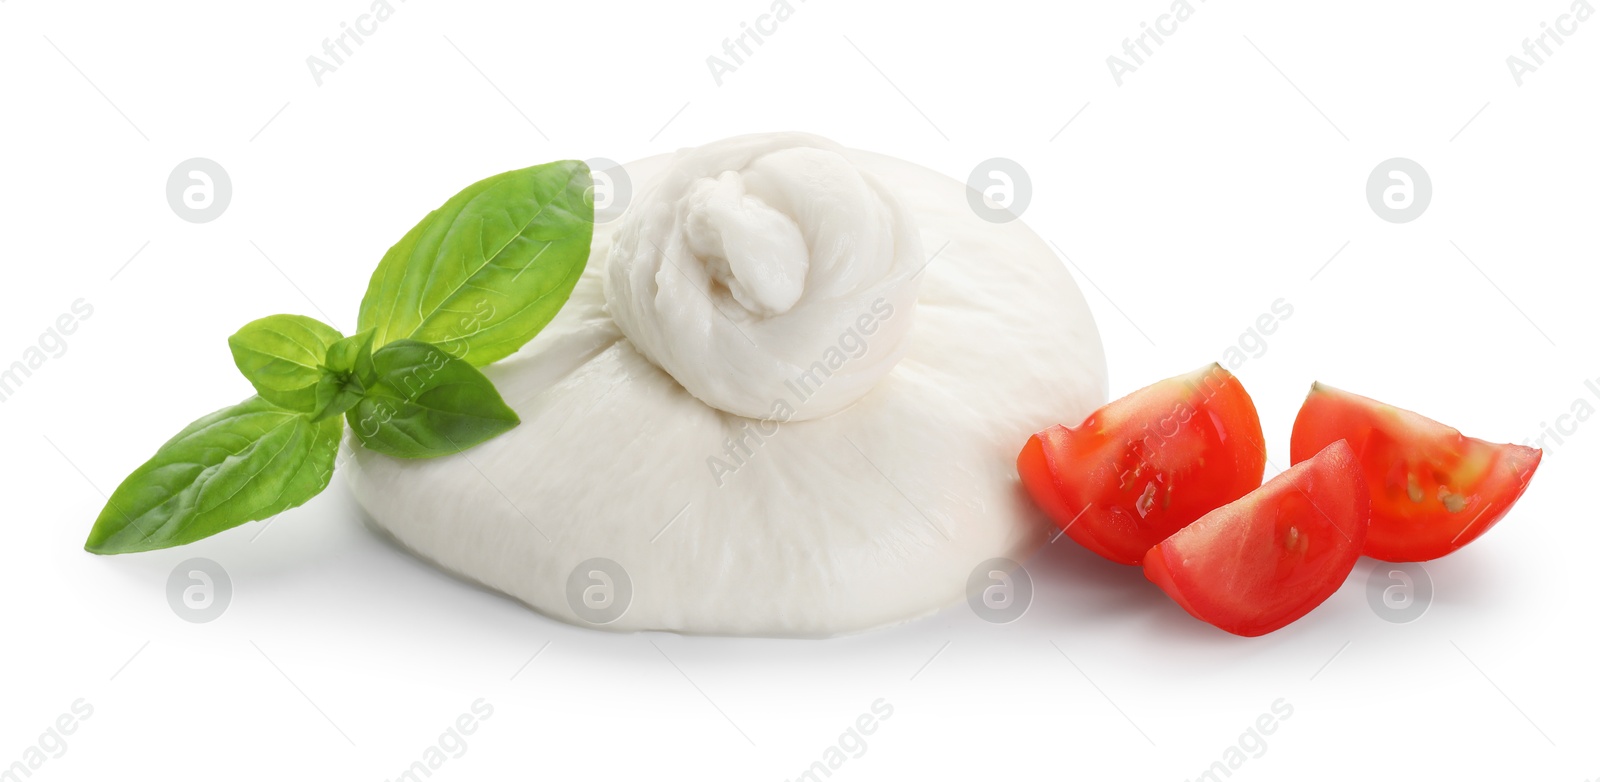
[1289,383,1541,562]
[1142,440,1370,637]
[1018,364,1266,565]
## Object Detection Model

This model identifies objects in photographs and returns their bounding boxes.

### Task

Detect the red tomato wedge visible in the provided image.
[1290,383,1541,562]
[1018,364,1266,565]
[1143,440,1370,637]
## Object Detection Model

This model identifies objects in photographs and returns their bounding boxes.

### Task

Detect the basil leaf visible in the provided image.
[228,315,344,412]
[356,161,593,367]
[324,329,377,386]
[310,371,366,423]
[311,329,377,422]
[347,340,520,459]
[84,396,342,554]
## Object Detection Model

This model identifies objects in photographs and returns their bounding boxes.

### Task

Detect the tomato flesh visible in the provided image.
[1289,383,1541,562]
[1018,364,1266,564]
[1142,440,1370,637]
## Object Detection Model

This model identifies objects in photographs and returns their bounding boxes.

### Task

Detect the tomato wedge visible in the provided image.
[1290,383,1541,562]
[1142,440,1370,637]
[1018,364,1266,565]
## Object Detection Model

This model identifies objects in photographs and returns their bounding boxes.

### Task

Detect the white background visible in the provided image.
[2,1,1597,780]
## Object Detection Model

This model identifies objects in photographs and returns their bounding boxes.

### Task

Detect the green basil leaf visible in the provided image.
[310,371,366,423]
[324,328,377,386]
[84,396,342,554]
[356,161,594,367]
[347,339,520,459]
[228,315,344,412]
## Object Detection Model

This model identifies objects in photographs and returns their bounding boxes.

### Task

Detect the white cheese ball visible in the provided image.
[346,133,1107,637]
[606,133,925,420]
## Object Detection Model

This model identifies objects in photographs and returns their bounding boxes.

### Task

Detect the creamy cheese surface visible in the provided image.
[607,133,924,420]
[346,133,1107,637]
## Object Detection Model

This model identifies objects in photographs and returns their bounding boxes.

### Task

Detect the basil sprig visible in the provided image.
[349,340,520,459]
[85,160,592,554]
[310,329,377,423]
